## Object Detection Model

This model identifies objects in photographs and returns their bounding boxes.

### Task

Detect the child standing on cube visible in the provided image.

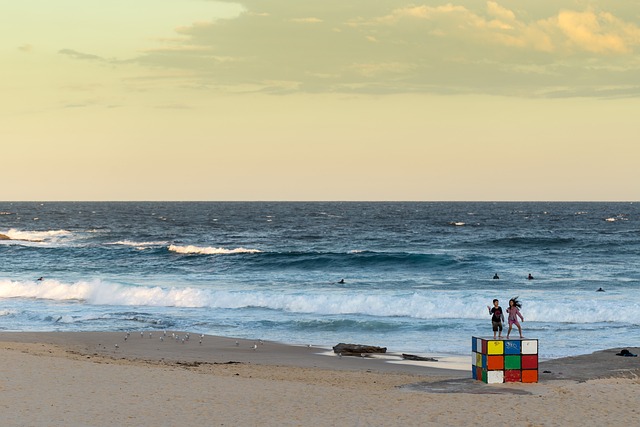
[506,296,524,339]
[487,299,504,339]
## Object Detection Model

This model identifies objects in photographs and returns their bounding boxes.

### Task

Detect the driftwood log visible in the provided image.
[402,353,438,362]
[333,343,387,357]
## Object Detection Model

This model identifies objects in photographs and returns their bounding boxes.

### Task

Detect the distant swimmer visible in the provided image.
[493,273,500,280]
[527,273,534,280]
[36,277,44,282]
[338,279,345,284]
[596,287,605,292]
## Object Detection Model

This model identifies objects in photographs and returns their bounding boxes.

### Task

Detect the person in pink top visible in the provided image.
[506,296,524,339]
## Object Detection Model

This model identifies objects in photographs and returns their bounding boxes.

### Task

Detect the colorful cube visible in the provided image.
[472,336,538,384]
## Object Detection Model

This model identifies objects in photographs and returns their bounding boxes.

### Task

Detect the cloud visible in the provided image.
[59,49,106,62]
[154,103,193,110]
[59,1,640,97]
[290,17,323,24]
[487,1,515,22]
[551,10,640,54]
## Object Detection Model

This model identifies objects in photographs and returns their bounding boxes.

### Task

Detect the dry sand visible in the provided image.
[1,331,638,426]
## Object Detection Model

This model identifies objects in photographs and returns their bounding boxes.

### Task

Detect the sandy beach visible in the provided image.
[1,332,638,426]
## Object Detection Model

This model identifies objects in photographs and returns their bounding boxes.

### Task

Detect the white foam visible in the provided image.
[0,279,210,307]
[2,228,72,242]
[1,279,638,324]
[111,240,168,248]
[168,244,262,255]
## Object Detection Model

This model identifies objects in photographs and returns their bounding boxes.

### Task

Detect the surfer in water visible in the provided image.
[493,273,499,279]
[527,273,534,280]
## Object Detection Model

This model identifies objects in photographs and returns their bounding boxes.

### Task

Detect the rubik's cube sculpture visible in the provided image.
[472,337,538,383]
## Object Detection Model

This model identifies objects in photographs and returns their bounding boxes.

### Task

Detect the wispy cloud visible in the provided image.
[59,49,107,62]
[18,44,34,53]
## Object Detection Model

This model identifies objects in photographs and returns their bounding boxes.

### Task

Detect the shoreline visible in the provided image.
[0,331,469,377]
[1,331,638,426]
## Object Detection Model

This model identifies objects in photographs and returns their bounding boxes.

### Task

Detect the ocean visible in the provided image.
[1,201,638,359]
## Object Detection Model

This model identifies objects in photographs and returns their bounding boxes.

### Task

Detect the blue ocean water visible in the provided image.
[1,202,638,359]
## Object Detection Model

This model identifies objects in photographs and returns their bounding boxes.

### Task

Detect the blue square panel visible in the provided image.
[504,340,521,355]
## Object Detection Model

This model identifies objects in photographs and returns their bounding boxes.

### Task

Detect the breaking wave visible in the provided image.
[168,244,262,255]
[1,278,637,324]
[0,228,72,242]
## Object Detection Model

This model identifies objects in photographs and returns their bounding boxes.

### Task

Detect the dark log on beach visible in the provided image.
[402,353,438,362]
[332,343,387,356]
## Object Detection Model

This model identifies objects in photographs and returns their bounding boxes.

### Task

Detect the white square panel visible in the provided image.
[487,370,504,384]
[521,340,538,354]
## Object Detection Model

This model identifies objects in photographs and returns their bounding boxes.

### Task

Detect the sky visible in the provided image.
[2,0,639,201]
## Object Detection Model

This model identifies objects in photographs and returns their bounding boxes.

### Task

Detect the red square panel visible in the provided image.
[504,369,521,382]
[487,355,504,370]
[522,370,538,383]
[482,340,487,354]
[522,355,538,369]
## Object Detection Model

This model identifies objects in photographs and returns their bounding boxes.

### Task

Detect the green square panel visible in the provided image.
[504,355,521,370]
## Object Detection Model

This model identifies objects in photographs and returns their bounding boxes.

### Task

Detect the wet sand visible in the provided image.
[1,331,638,426]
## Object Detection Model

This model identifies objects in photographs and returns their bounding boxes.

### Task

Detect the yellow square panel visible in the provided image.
[476,352,482,367]
[487,340,504,355]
